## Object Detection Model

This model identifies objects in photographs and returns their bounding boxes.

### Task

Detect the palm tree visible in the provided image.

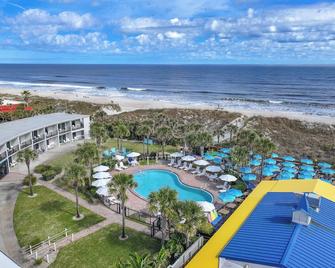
[113,122,130,150]
[90,122,108,148]
[148,187,178,246]
[108,173,137,239]
[17,148,37,196]
[21,90,31,104]
[176,201,206,248]
[66,163,87,219]
[156,125,172,158]
[255,137,276,178]
[187,131,212,156]
[225,124,238,143]
[136,120,154,155]
[75,142,99,186]
[231,146,249,168]
[237,130,259,154]
[125,253,153,268]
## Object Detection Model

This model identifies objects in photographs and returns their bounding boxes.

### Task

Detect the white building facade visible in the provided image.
[0,113,90,178]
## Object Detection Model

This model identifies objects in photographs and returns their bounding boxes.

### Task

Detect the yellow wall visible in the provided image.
[187,180,335,268]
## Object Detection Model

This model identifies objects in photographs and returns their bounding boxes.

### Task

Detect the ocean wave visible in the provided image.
[0,80,93,90]
[121,87,147,91]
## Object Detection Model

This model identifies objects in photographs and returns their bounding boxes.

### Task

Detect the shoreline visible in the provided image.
[0,87,334,125]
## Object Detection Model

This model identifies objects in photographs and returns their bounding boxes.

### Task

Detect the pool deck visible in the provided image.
[111,164,220,211]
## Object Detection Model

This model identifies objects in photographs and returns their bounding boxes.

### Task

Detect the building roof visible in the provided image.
[186,179,335,268]
[0,250,20,268]
[0,113,88,145]
[220,192,335,267]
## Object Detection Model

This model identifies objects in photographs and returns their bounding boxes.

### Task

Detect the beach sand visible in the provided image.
[1,87,334,125]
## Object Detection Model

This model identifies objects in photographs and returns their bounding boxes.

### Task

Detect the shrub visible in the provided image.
[198,221,214,236]
[41,168,61,181]
[34,258,43,266]
[34,164,51,174]
[23,175,37,186]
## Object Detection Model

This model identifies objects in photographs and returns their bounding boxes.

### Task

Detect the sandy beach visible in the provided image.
[1,87,334,125]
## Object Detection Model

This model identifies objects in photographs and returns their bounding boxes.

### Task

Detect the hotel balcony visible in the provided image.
[46,131,58,138]
[33,134,45,143]
[58,127,71,134]
[0,152,7,162]
[21,140,32,149]
[8,145,19,155]
[72,123,84,130]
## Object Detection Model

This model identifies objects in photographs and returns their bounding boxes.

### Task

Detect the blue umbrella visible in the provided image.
[218,153,229,158]
[219,193,236,203]
[301,158,313,165]
[262,169,274,177]
[271,153,279,158]
[204,155,215,161]
[220,148,231,154]
[253,154,262,160]
[283,155,295,162]
[298,173,313,180]
[243,173,257,181]
[300,165,314,172]
[300,170,315,176]
[277,172,295,180]
[264,164,280,171]
[264,158,276,165]
[321,168,335,175]
[282,162,296,168]
[240,167,252,173]
[320,178,331,184]
[249,159,261,166]
[282,167,297,173]
[318,162,332,169]
[213,158,222,165]
[227,189,243,197]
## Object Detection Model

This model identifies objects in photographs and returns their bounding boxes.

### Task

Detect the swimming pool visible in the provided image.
[133,169,213,202]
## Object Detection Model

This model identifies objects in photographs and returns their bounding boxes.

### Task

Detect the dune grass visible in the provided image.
[50,224,160,268]
[14,186,104,247]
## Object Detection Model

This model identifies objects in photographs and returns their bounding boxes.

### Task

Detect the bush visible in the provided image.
[23,175,37,186]
[34,164,51,174]
[34,258,43,266]
[41,167,61,181]
[198,221,214,236]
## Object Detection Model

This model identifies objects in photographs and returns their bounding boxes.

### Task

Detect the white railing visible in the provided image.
[22,228,73,264]
[168,236,204,268]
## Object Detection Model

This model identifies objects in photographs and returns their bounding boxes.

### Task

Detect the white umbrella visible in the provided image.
[127,152,141,158]
[93,165,109,173]
[92,178,111,187]
[194,160,210,166]
[115,155,125,161]
[206,165,222,173]
[96,186,110,196]
[182,155,196,162]
[170,152,184,158]
[219,174,238,182]
[93,172,112,179]
[196,201,215,212]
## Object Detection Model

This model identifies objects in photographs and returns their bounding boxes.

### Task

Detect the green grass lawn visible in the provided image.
[46,152,76,170]
[50,224,160,268]
[14,186,105,247]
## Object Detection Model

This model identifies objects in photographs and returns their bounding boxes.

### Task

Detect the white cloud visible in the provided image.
[165,31,185,39]
[58,11,95,29]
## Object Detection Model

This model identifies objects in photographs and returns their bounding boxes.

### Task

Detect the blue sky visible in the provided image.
[1,0,335,64]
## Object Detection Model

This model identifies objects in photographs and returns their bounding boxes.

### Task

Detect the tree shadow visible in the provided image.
[39,200,73,215]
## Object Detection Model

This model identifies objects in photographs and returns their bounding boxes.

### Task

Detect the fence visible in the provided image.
[168,236,204,268]
[22,228,73,264]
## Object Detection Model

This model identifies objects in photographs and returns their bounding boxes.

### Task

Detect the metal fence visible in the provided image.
[168,236,204,268]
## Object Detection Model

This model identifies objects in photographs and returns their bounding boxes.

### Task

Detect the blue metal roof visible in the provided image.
[220,192,335,268]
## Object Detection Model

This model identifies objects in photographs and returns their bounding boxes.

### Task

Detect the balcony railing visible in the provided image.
[21,140,32,149]
[58,127,71,134]
[46,131,58,138]
[8,145,19,155]
[72,124,84,130]
[0,152,7,161]
[33,135,45,143]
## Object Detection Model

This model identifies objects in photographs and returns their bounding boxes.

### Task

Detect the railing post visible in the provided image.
[71,233,74,242]
[46,254,49,264]
[29,245,32,255]
[53,242,57,251]
[35,251,38,260]
[48,236,51,245]
[65,228,68,237]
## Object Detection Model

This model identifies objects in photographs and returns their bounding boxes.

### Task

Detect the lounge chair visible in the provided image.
[114,163,123,171]
[174,159,182,168]
[119,162,128,169]
[167,158,175,166]
[184,163,193,171]
[131,160,139,166]
[207,173,218,181]
[179,162,187,170]
[191,166,200,174]
[196,169,206,177]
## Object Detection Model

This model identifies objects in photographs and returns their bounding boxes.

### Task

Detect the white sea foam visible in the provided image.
[0,80,93,90]
[126,87,147,91]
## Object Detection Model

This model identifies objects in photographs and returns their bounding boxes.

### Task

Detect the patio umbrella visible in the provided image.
[213,158,222,165]
[170,152,184,158]
[218,193,236,203]
[282,162,296,168]
[193,160,210,166]
[298,173,314,180]
[240,167,252,173]
[204,155,215,161]
[219,174,238,182]
[262,169,274,177]
[92,178,111,187]
[300,165,314,172]
[218,153,229,158]
[318,162,332,169]
[93,165,109,173]
[182,155,196,162]
[283,155,295,162]
[96,186,110,196]
[220,148,231,154]
[282,167,297,173]
[301,158,313,165]
[103,150,112,158]
[127,152,141,158]
[227,189,243,197]
[320,178,331,184]
[264,158,276,165]
[115,155,125,161]
[253,154,262,160]
[242,173,257,181]
[196,201,215,212]
[206,165,222,173]
[249,159,261,166]
[264,164,280,172]
[271,153,279,158]
[276,172,294,180]
[321,168,335,175]
[93,172,112,179]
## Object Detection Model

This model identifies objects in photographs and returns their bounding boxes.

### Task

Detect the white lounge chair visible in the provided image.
[114,163,123,171]
[119,162,128,169]
[191,166,200,174]
[167,158,175,167]
[196,169,206,177]
[174,159,182,168]
[207,173,218,181]
[184,163,193,171]
[179,162,187,170]
[131,160,139,166]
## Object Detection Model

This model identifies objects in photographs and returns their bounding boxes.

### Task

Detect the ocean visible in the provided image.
[0,64,334,117]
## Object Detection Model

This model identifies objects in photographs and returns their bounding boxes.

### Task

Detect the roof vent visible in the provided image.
[306,193,321,212]
[292,210,311,226]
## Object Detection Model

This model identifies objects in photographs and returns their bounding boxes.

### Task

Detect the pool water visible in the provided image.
[133,169,213,202]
